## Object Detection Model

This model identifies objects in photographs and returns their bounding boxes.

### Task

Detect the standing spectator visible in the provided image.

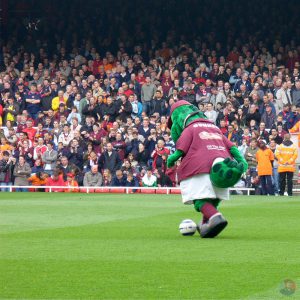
[275,134,298,196]
[52,90,67,112]
[142,168,157,187]
[3,95,20,124]
[291,80,300,106]
[244,138,259,187]
[255,140,275,195]
[258,122,270,143]
[42,142,58,175]
[83,165,103,187]
[151,139,170,171]
[115,95,132,122]
[141,76,157,115]
[269,139,279,195]
[58,124,74,147]
[289,112,300,148]
[25,84,41,119]
[0,151,16,191]
[261,105,275,130]
[23,119,37,142]
[13,156,31,192]
[112,132,126,160]
[33,137,47,160]
[151,90,168,116]
[204,102,218,124]
[98,143,122,173]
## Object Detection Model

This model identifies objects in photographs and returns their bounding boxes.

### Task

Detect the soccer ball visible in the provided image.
[179,219,197,236]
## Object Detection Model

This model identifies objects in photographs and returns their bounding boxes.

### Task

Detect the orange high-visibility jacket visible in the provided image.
[256,148,274,176]
[289,120,300,147]
[275,142,298,173]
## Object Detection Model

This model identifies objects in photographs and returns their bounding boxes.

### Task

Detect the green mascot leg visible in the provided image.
[194,199,221,212]
[194,199,227,238]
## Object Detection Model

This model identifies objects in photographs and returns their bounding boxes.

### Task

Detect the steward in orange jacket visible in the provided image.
[275,134,298,196]
[275,137,298,173]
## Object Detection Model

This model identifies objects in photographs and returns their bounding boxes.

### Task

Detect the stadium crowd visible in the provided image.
[0,0,299,194]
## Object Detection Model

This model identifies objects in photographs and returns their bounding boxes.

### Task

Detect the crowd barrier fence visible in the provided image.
[1,185,300,196]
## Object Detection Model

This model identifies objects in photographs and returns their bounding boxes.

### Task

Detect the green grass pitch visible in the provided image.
[1,193,300,299]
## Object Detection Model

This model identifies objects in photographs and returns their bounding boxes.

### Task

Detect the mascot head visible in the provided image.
[167,100,207,142]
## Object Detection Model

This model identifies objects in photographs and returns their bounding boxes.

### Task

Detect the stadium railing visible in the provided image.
[1,185,300,195]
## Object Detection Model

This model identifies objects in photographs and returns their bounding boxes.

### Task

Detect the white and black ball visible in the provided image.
[179,219,197,236]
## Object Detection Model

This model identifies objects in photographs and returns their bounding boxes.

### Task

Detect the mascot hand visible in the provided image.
[167,150,184,168]
[210,157,244,188]
[167,154,177,168]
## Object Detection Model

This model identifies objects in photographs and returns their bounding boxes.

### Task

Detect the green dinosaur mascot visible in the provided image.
[167,100,248,238]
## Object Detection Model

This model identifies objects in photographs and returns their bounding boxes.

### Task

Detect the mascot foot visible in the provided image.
[199,214,228,238]
[210,157,244,188]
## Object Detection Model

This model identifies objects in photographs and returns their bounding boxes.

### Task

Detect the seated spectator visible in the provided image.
[64,173,79,193]
[45,170,65,192]
[111,169,126,186]
[142,168,157,187]
[28,172,48,191]
[102,169,112,186]
[125,172,140,192]
[153,169,173,187]
[83,165,103,187]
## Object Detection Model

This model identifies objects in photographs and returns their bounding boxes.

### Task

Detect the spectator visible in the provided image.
[154,168,173,187]
[52,90,67,112]
[142,168,157,187]
[102,169,112,186]
[25,84,41,119]
[255,140,275,195]
[124,172,139,191]
[98,142,122,173]
[13,156,31,192]
[275,134,298,196]
[269,139,279,195]
[0,151,16,191]
[291,80,300,106]
[141,76,157,115]
[64,173,79,193]
[45,170,65,192]
[151,139,170,171]
[28,172,48,191]
[261,105,276,130]
[244,138,259,187]
[83,165,103,187]
[42,142,58,175]
[111,169,127,186]
[59,156,76,180]
[204,102,218,124]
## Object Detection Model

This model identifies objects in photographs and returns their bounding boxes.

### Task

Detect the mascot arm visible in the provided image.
[167,150,184,168]
[230,146,248,172]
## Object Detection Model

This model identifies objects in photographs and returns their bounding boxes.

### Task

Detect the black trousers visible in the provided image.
[279,172,294,196]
